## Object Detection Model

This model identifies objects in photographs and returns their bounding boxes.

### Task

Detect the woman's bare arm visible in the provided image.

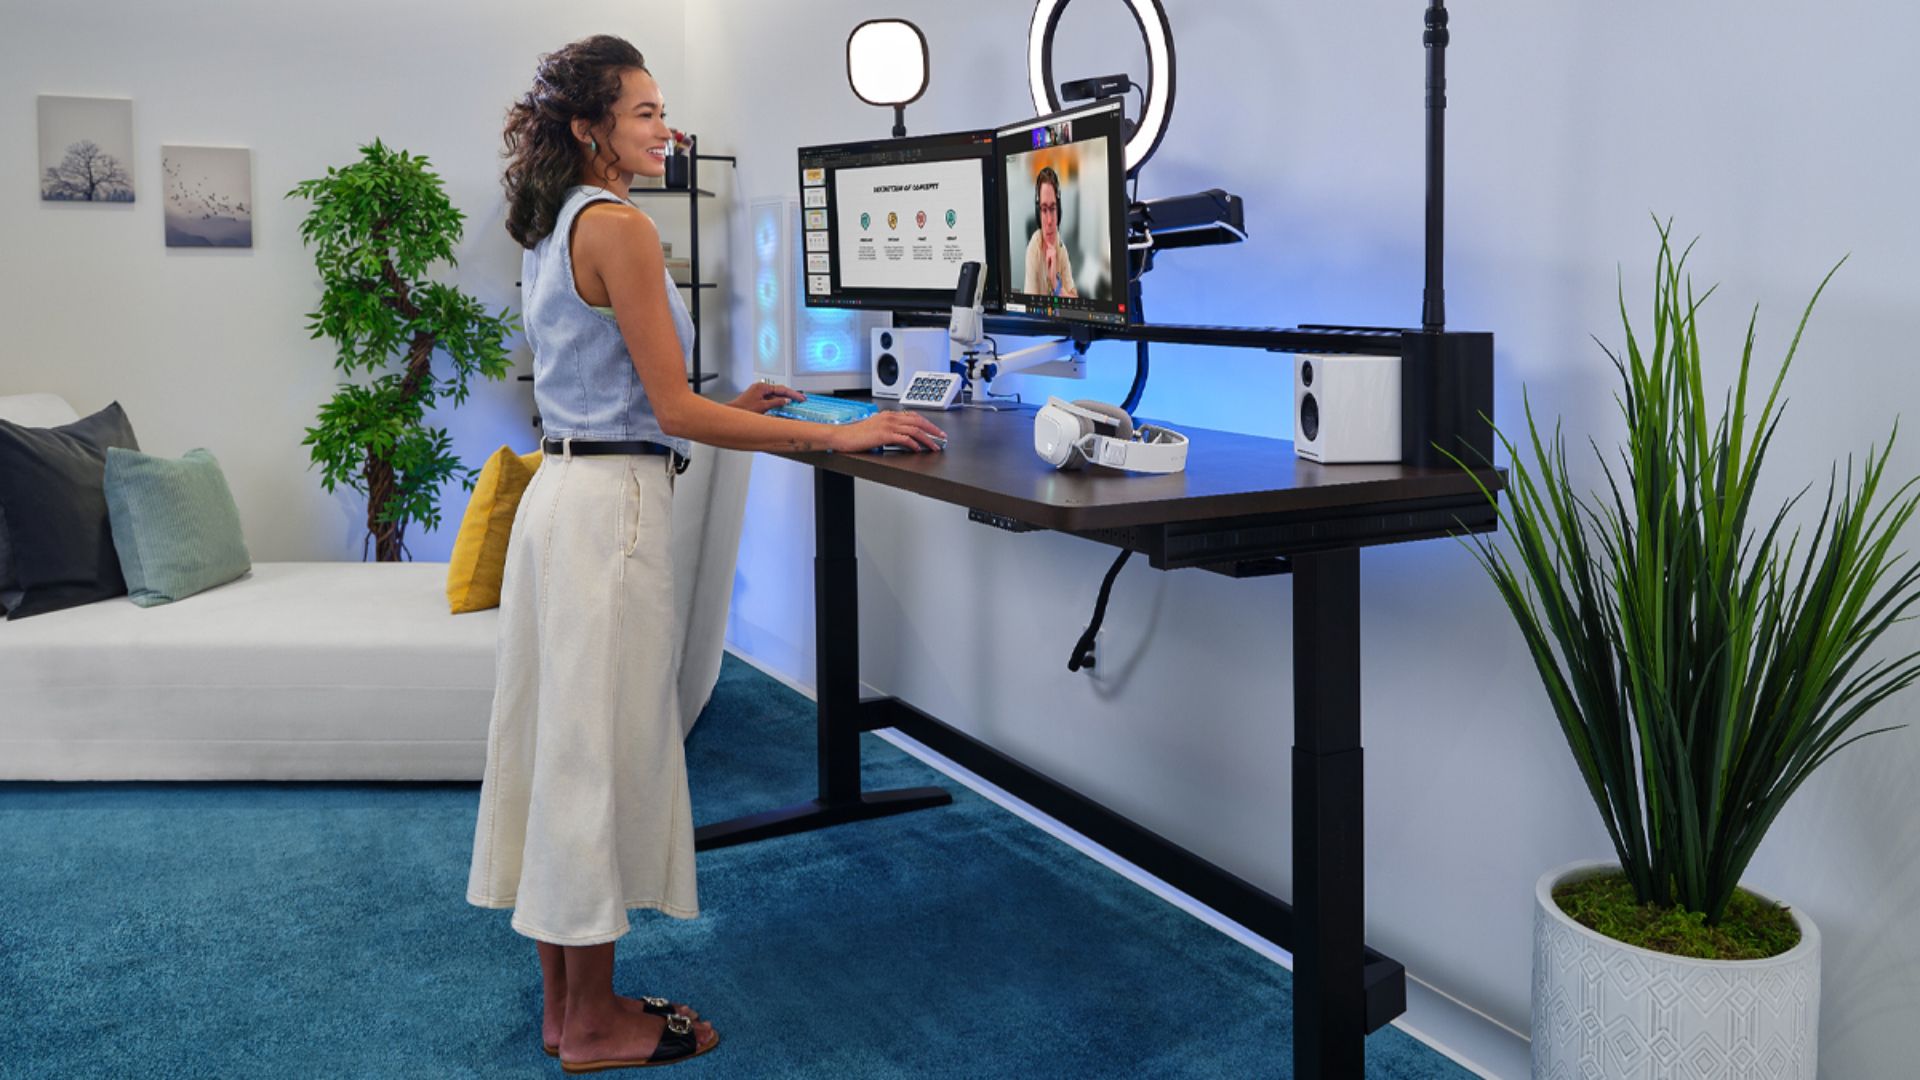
[573,203,945,453]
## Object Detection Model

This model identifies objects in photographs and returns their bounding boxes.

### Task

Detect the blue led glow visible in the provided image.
[798,306,861,374]
[804,333,856,373]
[755,212,779,260]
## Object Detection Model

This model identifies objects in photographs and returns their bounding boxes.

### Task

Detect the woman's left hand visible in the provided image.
[729,381,806,414]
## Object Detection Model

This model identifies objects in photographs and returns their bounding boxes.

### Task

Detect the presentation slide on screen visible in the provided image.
[832,160,986,292]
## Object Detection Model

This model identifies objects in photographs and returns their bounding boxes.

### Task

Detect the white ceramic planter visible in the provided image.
[1532,861,1820,1079]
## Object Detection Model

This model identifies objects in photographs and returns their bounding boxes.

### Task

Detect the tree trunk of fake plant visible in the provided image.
[364,455,405,562]
[360,261,436,562]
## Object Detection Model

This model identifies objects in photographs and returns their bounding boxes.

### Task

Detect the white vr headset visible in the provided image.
[1032,397,1189,474]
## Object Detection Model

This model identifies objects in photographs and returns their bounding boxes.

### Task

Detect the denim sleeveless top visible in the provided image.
[521,186,693,456]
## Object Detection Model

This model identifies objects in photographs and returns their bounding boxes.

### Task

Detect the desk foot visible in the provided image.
[695,787,953,850]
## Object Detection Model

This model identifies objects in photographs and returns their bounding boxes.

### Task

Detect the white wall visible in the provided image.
[2,0,690,561]
[693,1,1920,1074]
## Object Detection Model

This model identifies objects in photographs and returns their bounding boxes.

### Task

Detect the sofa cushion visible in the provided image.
[0,402,140,619]
[105,447,253,607]
[446,446,542,614]
[0,394,84,616]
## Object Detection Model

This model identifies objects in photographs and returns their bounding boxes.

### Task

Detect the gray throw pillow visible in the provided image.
[0,402,140,618]
[104,447,252,607]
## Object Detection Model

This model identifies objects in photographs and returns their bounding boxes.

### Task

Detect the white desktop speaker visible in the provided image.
[747,196,886,393]
[870,327,952,399]
[1294,354,1402,463]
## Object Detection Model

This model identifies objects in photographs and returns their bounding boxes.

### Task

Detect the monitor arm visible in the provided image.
[949,260,1088,396]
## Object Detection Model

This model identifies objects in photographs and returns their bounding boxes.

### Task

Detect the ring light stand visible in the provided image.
[1028,0,1175,174]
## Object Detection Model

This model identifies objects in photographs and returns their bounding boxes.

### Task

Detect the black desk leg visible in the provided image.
[1291,548,1365,1079]
[695,470,951,850]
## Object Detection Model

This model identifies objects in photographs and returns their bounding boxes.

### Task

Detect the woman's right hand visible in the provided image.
[831,410,948,453]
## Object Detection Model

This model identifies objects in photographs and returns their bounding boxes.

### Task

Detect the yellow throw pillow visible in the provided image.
[446,446,543,614]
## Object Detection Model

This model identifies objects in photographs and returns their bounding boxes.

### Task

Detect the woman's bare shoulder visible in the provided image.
[577,199,655,236]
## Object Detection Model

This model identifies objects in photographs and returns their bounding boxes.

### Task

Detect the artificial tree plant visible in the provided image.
[288,140,516,561]
[1459,220,1920,948]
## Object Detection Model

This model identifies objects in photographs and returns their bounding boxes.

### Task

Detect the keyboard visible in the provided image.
[769,396,879,425]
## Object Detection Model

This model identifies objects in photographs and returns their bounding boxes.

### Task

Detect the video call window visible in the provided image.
[994,100,1129,327]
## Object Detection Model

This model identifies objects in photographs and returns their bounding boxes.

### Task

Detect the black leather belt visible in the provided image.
[543,438,670,456]
[543,437,689,474]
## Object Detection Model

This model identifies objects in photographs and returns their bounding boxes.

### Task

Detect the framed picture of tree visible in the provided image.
[38,96,136,203]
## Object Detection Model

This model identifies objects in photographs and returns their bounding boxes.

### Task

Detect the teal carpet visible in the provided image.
[0,655,1471,1078]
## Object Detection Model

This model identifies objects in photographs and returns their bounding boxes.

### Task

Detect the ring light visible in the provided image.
[1027,0,1175,174]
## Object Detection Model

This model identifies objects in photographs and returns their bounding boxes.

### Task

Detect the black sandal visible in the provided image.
[560,1012,720,1073]
[542,997,700,1057]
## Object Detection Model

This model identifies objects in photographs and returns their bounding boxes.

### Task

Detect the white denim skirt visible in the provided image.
[466,450,699,944]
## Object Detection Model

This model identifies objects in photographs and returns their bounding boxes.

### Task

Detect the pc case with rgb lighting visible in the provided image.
[747,195,887,393]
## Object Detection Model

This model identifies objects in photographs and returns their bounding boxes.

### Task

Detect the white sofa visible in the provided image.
[1,392,750,781]
[0,391,501,780]
[1,562,498,780]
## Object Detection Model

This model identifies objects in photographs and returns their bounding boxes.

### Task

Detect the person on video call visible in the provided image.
[1023,166,1078,298]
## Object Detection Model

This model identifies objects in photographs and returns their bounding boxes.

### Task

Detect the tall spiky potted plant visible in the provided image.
[1457,222,1920,1077]
[288,140,517,561]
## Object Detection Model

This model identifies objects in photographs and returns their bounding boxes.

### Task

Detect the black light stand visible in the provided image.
[1398,0,1493,469]
[1422,2,1447,333]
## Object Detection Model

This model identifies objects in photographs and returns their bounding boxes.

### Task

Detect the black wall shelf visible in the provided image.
[627,138,736,392]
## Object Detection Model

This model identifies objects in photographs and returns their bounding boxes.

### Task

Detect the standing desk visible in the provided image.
[694,399,1503,1079]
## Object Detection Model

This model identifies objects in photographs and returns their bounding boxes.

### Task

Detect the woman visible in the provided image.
[468,35,945,1073]
[1022,166,1078,299]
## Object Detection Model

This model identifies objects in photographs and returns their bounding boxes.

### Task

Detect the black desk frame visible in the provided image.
[696,445,1498,1078]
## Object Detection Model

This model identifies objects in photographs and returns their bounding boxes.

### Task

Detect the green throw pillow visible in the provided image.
[104,447,252,607]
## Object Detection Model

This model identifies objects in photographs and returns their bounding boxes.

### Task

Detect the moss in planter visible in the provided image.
[1553,874,1801,961]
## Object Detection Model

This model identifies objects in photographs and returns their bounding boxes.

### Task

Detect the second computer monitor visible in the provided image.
[995,99,1130,328]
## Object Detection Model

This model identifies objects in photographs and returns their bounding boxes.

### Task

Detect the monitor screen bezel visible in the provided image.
[992,98,1132,328]
[797,128,1000,314]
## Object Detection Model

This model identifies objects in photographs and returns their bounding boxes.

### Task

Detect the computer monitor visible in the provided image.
[994,99,1130,328]
[798,129,998,312]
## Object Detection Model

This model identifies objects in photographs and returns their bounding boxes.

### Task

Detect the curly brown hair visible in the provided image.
[502,35,649,249]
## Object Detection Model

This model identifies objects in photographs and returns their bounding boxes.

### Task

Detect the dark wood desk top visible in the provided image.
[772,400,1504,534]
